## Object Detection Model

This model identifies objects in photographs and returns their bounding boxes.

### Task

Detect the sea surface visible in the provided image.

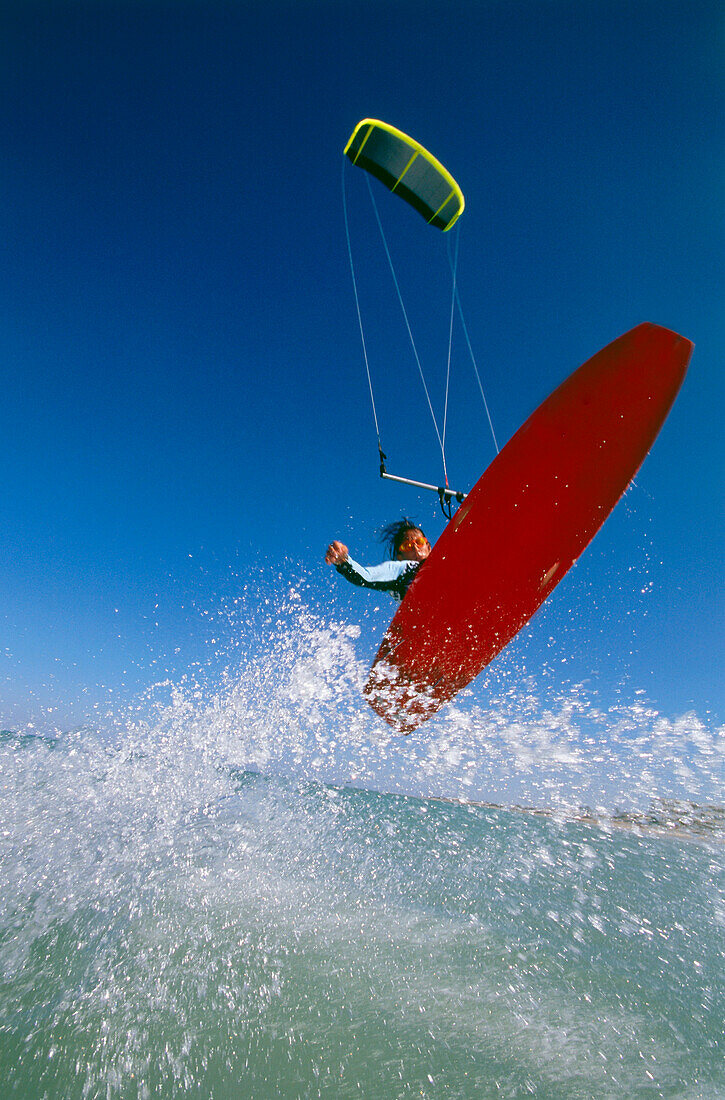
[1,594,723,1098]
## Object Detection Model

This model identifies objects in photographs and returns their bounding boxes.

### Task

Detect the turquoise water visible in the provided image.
[1,598,723,1098]
[2,752,723,1098]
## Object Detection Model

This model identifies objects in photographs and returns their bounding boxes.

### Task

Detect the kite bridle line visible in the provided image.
[341,157,384,462]
[363,172,450,486]
[341,157,496,517]
[446,234,500,456]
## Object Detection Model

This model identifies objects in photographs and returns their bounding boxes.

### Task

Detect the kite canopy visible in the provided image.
[344,119,464,231]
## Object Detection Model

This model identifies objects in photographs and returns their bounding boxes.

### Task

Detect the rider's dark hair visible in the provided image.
[378,518,426,560]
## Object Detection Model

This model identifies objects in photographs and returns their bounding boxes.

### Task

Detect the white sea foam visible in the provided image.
[1,575,723,1099]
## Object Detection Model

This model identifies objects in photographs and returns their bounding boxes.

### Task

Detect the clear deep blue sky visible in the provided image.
[2,0,723,729]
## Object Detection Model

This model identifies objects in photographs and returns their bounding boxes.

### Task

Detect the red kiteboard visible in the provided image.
[364,323,693,733]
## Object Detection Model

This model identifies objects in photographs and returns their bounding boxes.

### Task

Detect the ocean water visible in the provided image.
[1,590,723,1099]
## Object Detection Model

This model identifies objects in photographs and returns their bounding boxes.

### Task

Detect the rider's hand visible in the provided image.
[325,540,348,565]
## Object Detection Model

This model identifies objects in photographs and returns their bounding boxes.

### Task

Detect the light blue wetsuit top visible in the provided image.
[335,556,420,601]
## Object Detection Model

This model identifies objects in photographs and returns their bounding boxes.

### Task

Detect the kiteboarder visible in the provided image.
[325,519,431,602]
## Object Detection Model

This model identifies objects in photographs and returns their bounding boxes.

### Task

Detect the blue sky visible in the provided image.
[1,0,722,730]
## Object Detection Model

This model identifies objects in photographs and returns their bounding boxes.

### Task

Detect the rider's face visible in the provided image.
[396,529,431,562]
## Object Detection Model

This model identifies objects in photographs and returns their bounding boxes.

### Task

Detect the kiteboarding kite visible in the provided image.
[342,118,476,515]
[344,118,465,231]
